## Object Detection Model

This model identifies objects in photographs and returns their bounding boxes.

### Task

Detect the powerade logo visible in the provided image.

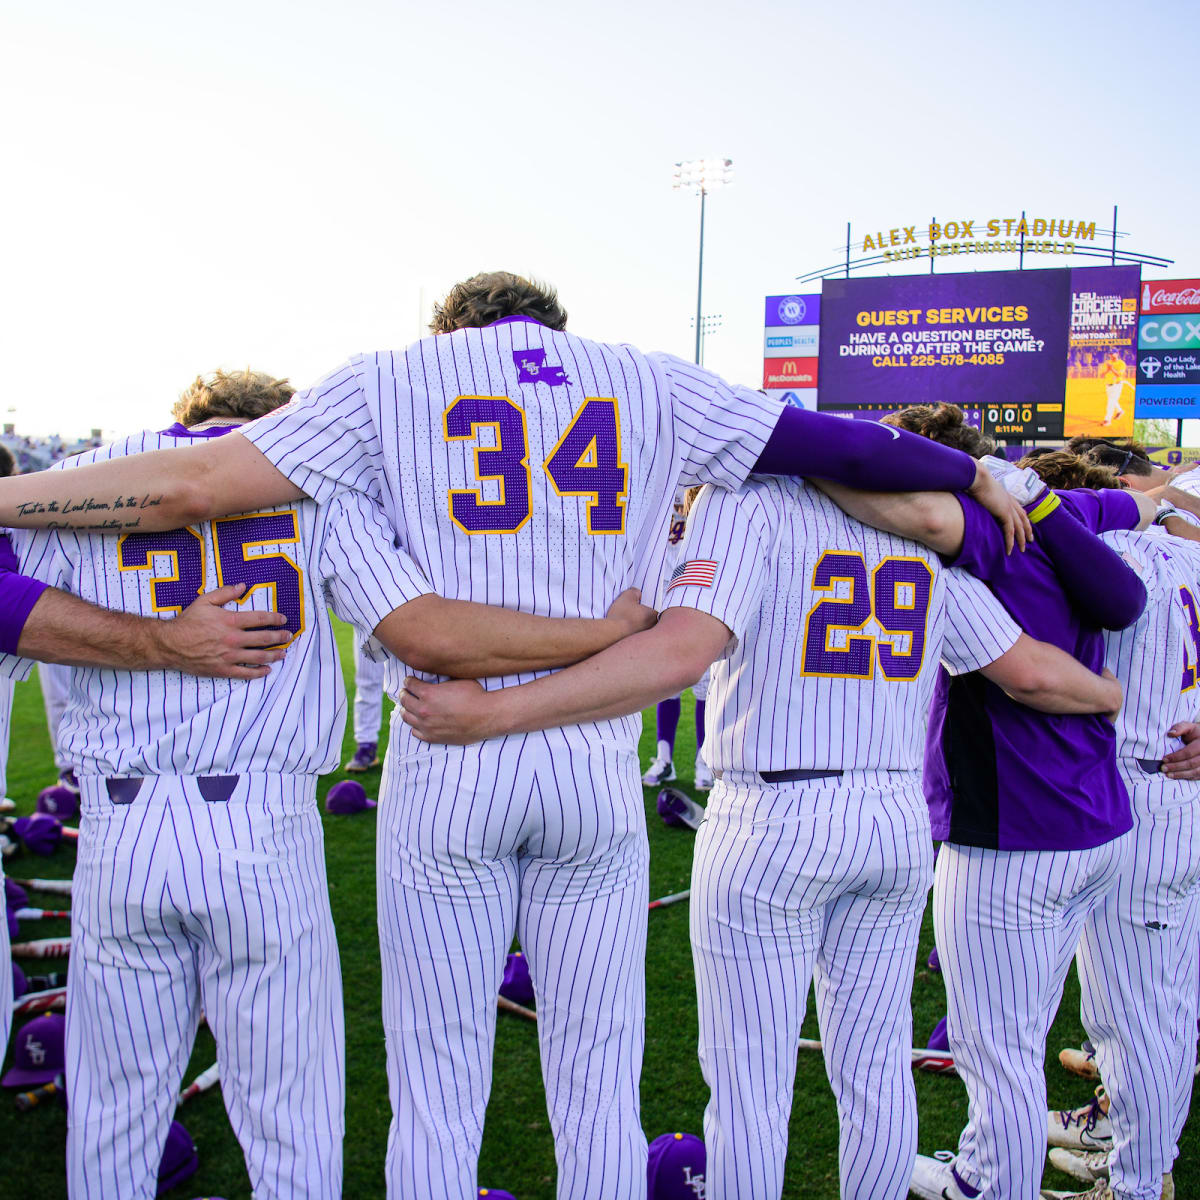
[778,295,808,325]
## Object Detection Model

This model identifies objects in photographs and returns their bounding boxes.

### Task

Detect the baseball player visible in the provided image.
[345,640,387,771]
[1100,352,1131,427]
[5,368,654,1200]
[0,273,1027,1200]
[642,486,712,790]
[397,474,1124,1200]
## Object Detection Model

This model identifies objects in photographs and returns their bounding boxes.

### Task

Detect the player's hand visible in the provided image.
[1161,722,1200,779]
[398,676,494,745]
[968,461,1032,554]
[606,588,657,638]
[156,584,289,679]
[1100,667,1122,724]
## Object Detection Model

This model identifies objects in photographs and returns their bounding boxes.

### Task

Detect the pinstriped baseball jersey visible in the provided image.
[1101,526,1200,764]
[4,427,430,778]
[240,322,785,748]
[661,477,1022,773]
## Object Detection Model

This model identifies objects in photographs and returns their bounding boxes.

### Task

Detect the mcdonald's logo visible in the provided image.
[763,357,818,389]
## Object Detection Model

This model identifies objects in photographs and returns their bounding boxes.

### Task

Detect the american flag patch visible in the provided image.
[666,559,718,590]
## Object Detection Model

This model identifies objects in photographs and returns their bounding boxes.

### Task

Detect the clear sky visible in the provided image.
[1,0,1194,437]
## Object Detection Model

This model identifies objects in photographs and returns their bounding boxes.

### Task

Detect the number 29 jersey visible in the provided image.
[6,425,429,779]
[661,476,1022,774]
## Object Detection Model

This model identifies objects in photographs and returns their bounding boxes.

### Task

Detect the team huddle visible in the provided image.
[0,271,1194,1200]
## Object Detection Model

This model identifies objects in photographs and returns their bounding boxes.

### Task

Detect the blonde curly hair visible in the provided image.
[173,368,295,427]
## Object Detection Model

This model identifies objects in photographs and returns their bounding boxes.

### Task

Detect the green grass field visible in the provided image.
[1,621,1197,1197]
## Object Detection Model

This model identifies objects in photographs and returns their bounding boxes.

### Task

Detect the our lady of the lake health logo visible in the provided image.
[777,296,807,325]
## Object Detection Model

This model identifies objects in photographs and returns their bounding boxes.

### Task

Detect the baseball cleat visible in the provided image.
[693,758,714,791]
[1038,1184,1114,1199]
[909,1151,975,1199]
[642,756,675,786]
[344,742,380,772]
[1047,1087,1112,1151]
[1059,1040,1100,1080]
[1046,1148,1109,1184]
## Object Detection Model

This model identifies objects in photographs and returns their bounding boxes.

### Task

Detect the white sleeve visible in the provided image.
[940,567,1021,676]
[651,353,786,491]
[660,484,770,641]
[0,529,75,681]
[240,358,386,506]
[318,492,434,636]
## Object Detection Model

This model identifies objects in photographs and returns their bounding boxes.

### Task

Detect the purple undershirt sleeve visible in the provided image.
[753,405,977,492]
[944,496,1007,580]
[0,566,48,654]
[1027,493,1146,630]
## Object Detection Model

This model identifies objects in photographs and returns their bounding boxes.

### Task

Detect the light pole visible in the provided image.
[673,157,733,365]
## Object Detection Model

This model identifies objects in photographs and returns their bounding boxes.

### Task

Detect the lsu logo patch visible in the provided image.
[512,349,571,386]
[667,559,718,591]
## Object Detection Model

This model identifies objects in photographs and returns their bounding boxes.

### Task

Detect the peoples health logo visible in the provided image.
[1141,357,1162,380]
[777,295,807,325]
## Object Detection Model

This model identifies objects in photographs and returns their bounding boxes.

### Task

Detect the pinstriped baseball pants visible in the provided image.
[66,776,344,1200]
[377,736,648,1200]
[1076,775,1200,1200]
[690,770,933,1200]
[0,864,10,1060]
[934,837,1128,1200]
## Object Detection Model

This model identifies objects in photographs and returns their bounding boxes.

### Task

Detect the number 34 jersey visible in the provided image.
[662,476,1022,775]
[5,425,430,779]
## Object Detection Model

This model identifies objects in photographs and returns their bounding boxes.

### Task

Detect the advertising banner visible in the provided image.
[1148,447,1200,468]
[1138,349,1200,388]
[764,326,820,357]
[816,269,1071,438]
[1139,315,1200,352]
[1064,265,1141,437]
[1140,279,1200,314]
[763,358,818,389]
[1132,386,1200,420]
[764,294,820,327]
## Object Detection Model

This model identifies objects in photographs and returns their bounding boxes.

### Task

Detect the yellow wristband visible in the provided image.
[1027,492,1060,524]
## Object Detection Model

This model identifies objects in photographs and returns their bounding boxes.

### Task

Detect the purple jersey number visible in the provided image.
[444,394,627,535]
[213,512,305,643]
[118,528,205,613]
[802,550,933,681]
[1179,586,1200,692]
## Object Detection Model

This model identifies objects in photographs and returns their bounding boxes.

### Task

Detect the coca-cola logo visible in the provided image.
[1142,280,1200,313]
[1152,288,1200,307]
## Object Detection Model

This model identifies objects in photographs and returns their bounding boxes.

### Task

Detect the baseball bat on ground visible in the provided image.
[22,972,67,991]
[9,878,73,896]
[14,908,70,922]
[797,1037,958,1076]
[15,1074,65,1112]
[179,1062,220,1104]
[648,888,690,911]
[497,995,537,1023]
[10,938,70,959]
[13,986,66,1017]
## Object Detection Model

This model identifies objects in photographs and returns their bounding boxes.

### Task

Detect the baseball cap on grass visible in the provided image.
[647,1132,705,1199]
[12,962,27,999]
[499,952,534,1007]
[478,1190,517,1199]
[2,1013,66,1087]
[324,780,377,815]
[37,785,79,821]
[13,814,63,855]
[5,876,29,912]
[927,1015,950,1052]
[158,1121,199,1196]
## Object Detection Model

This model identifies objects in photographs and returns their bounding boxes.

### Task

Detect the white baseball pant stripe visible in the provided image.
[39,662,72,771]
[691,770,933,1200]
[377,736,648,1200]
[353,646,387,744]
[1076,772,1200,1200]
[934,837,1128,1200]
[66,775,344,1200]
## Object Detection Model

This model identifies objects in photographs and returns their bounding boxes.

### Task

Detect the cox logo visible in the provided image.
[1142,319,1200,346]
[778,296,807,325]
[1141,357,1162,380]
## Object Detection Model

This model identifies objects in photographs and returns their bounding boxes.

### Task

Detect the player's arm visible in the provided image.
[980,635,1122,718]
[373,589,657,678]
[806,479,966,555]
[398,607,730,743]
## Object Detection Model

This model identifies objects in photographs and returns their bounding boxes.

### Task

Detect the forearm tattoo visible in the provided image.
[16,493,165,531]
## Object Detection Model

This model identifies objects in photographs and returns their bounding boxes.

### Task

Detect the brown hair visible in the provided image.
[880,404,996,458]
[1018,450,1123,491]
[1072,438,1155,478]
[173,369,295,427]
[430,272,568,334]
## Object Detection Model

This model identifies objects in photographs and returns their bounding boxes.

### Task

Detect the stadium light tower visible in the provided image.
[673,157,733,364]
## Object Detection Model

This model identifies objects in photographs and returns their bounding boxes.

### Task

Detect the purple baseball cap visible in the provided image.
[5,876,29,912]
[647,1132,706,1200]
[478,1190,517,1200]
[927,945,941,973]
[37,785,79,821]
[12,814,63,856]
[6,903,16,941]
[499,952,534,1007]
[157,1120,199,1196]
[656,788,692,829]
[927,1015,950,1052]
[12,962,28,999]
[2,1012,66,1086]
[324,780,377,815]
